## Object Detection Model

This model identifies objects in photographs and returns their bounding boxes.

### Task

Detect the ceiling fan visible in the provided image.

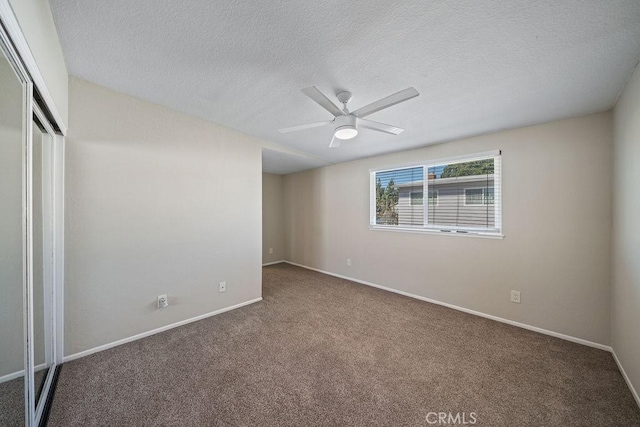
[278,86,419,148]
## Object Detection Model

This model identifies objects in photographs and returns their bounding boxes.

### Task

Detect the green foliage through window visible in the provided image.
[441,159,494,178]
[376,178,399,225]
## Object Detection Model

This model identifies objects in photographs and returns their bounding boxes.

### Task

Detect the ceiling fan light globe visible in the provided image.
[334,125,358,140]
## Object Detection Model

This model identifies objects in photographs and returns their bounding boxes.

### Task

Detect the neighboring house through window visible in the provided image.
[428,189,438,205]
[410,191,423,205]
[465,188,495,205]
[413,190,439,205]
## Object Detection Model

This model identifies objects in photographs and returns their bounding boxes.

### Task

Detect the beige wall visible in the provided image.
[284,112,612,345]
[9,0,69,127]
[64,78,263,355]
[262,173,285,264]
[612,64,640,402]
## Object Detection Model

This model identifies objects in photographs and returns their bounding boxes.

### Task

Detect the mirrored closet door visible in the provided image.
[30,113,56,422]
[0,23,63,427]
[0,32,26,427]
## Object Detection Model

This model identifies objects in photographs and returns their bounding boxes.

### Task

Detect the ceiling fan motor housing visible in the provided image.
[334,115,358,139]
[336,91,353,105]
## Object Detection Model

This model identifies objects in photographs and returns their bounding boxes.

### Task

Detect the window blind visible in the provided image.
[374,166,424,228]
[370,153,502,235]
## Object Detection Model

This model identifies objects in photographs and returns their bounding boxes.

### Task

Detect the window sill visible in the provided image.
[369,225,504,239]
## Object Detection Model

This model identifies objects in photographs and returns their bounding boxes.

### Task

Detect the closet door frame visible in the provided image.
[0,5,66,426]
[31,104,59,425]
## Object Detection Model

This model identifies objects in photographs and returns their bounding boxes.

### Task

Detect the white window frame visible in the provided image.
[369,150,503,238]
[464,187,487,206]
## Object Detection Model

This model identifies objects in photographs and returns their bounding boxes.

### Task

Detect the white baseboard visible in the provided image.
[612,350,640,408]
[63,298,263,363]
[0,363,47,385]
[262,260,285,266]
[284,261,612,352]
[0,370,23,384]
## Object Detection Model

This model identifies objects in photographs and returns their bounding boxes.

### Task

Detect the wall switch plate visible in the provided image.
[269,248,273,254]
[157,294,168,309]
[510,290,521,304]
[346,258,352,267]
[219,281,227,293]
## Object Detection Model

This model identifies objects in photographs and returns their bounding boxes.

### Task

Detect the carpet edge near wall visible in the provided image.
[58,260,640,411]
[281,260,640,410]
[62,297,263,363]
[612,350,640,408]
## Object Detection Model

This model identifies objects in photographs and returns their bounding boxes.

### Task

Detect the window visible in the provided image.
[428,189,438,205]
[465,188,494,205]
[464,188,484,205]
[485,188,495,204]
[411,190,437,206]
[370,151,502,236]
[374,166,423,226]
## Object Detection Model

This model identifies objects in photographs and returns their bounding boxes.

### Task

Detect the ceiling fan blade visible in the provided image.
[359,119,404,135]
[329,134,341,148]
[278,121,331,134]
[352,87,419,118]
[301,86,344,117]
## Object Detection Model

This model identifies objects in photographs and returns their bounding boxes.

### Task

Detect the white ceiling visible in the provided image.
[262,148,330,175]
[50,0,640,173]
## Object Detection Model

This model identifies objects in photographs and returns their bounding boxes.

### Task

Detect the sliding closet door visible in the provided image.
[0,39,26,427]
[31,118,54,413]
[0,10,64,426]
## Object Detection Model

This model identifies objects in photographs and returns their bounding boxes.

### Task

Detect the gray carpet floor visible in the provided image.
[0,369,48,427]
[0,376,25,426]
[48,263,640,426]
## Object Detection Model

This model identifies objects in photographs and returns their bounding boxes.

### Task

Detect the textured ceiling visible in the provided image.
[51,0,640,172]
[262,148,330,175]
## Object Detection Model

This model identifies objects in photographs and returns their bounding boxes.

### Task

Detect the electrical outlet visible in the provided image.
[510,290,521,304]
[157,294,168,309]
[219,281,226,293]
[269,248,273,254]
[346,258,352,267]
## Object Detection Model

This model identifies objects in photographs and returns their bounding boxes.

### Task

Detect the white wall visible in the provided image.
[262,173,285,264]
[612,63,640,404]
[284,112,613,346]
[64,77,263,356]
[8,0,69,127]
